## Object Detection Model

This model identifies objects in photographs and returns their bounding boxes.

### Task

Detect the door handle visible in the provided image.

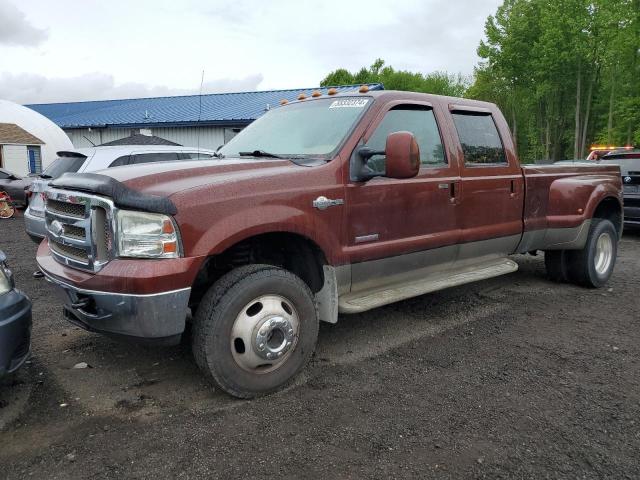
[449,181,459,204]
[510,180,517,198]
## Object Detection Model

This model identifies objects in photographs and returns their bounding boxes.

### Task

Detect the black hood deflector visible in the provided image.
[50,173,177,216]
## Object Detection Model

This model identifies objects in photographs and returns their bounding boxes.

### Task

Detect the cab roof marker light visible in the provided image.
[327,88,338,96]
[359,85,370,93]
[311,91,322,98]
[297,93,307,100]
[280,99,289,105]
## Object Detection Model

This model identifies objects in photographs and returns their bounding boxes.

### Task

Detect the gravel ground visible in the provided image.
[1,211,639,479]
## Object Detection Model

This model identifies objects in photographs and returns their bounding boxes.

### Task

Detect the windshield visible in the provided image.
[219,97,371,160]
[42,156,86,178]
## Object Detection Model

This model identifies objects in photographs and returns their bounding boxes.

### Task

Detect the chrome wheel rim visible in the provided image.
[594,232,613,275]
[230,295,299,374]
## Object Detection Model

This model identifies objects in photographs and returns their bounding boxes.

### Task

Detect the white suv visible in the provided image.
[25,145,218,242]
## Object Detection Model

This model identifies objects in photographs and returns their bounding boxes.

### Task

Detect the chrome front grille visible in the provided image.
[50,238,90,264]
[45,189,116,272]
[63,224,86,240]
[47,199,86,218]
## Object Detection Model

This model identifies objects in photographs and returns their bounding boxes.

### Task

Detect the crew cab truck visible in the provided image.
[36,90,623,398]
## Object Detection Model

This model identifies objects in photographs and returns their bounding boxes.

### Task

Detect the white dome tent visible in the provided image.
[0,99,72,177]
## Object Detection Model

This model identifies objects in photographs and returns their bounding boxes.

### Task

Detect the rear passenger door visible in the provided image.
[449,106,524,262]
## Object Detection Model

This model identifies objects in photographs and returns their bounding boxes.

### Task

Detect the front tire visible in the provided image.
[566,218,618,288]
[192,265,319,398]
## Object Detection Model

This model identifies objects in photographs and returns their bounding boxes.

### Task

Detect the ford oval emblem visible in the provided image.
[50,220,64,236]
[624,176,632,183]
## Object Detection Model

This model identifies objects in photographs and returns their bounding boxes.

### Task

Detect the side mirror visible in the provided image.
[8,174,20,180]
[384,131,420,179]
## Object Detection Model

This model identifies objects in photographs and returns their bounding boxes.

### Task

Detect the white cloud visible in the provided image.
[0,0,48,46]
[0,0,502,103]
[0,72,264,104]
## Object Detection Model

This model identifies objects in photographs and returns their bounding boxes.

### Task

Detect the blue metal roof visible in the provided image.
[26,84,384,129]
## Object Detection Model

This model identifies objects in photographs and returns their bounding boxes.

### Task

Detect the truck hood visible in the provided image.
[98,158,299,197]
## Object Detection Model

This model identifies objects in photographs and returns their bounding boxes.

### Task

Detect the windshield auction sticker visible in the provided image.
[329,99,369,109]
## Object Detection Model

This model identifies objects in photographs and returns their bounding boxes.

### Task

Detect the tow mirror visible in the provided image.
[384,131,420,179]
[352,131,420,182]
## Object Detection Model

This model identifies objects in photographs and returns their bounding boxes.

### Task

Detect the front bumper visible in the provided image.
[24,208,46,243]
[0,290,32,376]
[41,270,190,345]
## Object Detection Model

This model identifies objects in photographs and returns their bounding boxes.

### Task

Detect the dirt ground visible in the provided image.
[0,211,639,479]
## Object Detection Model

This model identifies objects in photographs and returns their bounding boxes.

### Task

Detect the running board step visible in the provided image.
[339,258,519,314]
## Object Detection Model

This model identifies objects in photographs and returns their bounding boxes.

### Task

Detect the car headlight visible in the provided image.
[0,262,14,295]
[116,210,181,259]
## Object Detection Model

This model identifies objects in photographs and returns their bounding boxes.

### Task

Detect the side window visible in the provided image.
[131,152,180,165]
[364,106,445,175]
[452,113,506,165]
[180,152,214,160]
[109,155,130,167]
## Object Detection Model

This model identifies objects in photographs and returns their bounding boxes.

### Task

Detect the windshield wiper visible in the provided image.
[238,150,283,159]
[38,174,53,179]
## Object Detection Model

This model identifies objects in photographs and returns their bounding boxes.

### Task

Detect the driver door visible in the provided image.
[344,101,461,293]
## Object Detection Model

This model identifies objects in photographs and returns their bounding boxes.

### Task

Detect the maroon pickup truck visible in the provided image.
[37,90,623,398]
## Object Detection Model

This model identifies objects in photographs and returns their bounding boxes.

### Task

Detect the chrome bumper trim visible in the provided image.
[41,269,190,340]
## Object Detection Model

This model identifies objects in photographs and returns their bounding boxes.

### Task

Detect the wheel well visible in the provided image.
[189,232,327,308]
[593,197,622,238]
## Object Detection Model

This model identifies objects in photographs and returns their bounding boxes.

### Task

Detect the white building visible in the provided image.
[26,84,383,150]
[0,99,73,176]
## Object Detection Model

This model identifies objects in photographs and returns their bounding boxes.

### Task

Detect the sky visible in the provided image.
[0,0,502,105]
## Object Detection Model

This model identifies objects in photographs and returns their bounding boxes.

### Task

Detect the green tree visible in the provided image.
[469,0,640,163]
[320,59,469,97]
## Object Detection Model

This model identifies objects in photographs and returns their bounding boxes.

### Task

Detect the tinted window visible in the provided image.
[109,155,130,167]
[42,156,86,178]
[365,107,445,175]
[0,170,9,179]
[181,152,215,160]
[603,152,640,160]
[452,113,506,165]
[131,152,180,164]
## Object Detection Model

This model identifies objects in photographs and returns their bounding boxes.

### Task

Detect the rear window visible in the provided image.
[603,152,640,160]
[42,156,86,178]
[180,152,216,160]
[131,152,180,164]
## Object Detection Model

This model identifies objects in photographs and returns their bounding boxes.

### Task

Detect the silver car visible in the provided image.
[25,145,218,242]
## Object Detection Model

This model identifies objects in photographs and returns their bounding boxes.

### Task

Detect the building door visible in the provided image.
[27,146,42,174]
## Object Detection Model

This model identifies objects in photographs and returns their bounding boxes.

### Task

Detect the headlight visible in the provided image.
[0,262,14,295]
[116,211,181,259]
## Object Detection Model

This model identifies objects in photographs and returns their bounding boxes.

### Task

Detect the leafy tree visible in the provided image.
[469,0,640,162]
[321,59,469,97]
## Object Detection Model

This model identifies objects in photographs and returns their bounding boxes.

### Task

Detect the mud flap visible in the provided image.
[315,265,339,324]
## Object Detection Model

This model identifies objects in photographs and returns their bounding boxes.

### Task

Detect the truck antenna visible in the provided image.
[197,70,204,155]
